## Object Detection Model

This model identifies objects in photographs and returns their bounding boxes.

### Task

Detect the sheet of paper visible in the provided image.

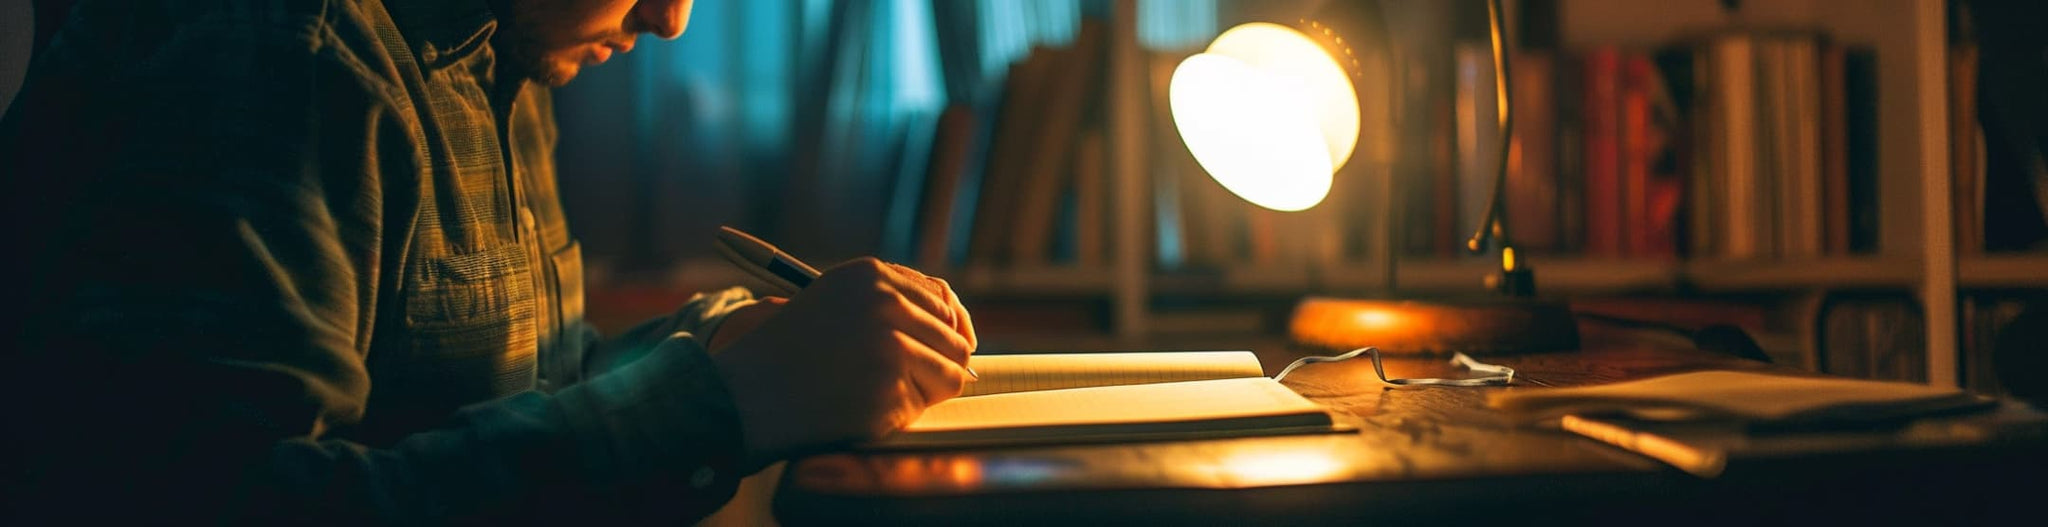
[909,377,1322,432]
[960,351,1264,397]
[1489,370,1979,422]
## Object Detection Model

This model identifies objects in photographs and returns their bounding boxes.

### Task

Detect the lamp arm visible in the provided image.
[1463,0,1533,296]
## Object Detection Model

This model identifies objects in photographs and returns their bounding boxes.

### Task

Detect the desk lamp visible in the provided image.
[1168,0,1577,355]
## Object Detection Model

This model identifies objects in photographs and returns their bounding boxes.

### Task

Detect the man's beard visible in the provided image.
[490,0,577,86]
[495,26,572,86]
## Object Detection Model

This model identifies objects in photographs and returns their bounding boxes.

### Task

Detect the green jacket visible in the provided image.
[2,0,756,523]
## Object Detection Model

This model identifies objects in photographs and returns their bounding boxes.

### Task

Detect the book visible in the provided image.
[1579,46,1624,258]
[1818,294,1928,383]
[967,47,1057,265]
[1506,370,2000,478]
[1962,293,2040,397]
[1010,20,1106,264]
[1622,52,1683,258]
[1844,48,1881,253]
[1507,50,1561,252]
[1820,44,1851,255]
[1559,400,2024,479]
[1070,127,1107,267]
[867,351,1343,449]
[1779,37,1824,260]
[913,104,979,269]
[1707,34,1763,260]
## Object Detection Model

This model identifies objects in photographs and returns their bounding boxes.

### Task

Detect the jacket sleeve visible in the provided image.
[584,287,760,377]
[5,5,751,524]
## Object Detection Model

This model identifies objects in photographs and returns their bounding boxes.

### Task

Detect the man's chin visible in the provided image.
[534,62,583,86]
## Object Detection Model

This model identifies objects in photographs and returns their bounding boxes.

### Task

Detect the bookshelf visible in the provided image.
[938,0,2036,389]
[1959,254,2048,288]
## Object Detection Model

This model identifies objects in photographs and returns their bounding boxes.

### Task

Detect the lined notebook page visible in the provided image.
[960,351,1264,397]
[908,377,1323,433]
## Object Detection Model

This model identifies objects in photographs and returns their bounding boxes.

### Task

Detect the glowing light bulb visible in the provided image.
[1169,23,1360,212]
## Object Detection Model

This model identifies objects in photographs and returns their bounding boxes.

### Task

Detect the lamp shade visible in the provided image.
[1168,22,1360,212]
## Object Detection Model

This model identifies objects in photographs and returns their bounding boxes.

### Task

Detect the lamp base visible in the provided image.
[1288,296,1579,356]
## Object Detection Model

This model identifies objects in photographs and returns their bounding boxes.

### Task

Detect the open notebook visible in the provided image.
[867,351,1342,449]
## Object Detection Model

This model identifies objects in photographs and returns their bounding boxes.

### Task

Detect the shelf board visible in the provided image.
[954,264,1117,296]
[1959,254,2048,288]
[1395,257,1678,294]
[957,256,1940,298]
[1151,264,1315,295]
[1680,257,1920,290]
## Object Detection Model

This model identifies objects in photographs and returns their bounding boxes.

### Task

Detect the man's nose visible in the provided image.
[632,0,693,40]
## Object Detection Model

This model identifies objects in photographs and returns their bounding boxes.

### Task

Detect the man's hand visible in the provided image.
[706,296,788,352]
[710,258,977,463]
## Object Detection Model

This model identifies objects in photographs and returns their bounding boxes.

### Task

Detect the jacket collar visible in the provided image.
[380,0,497,68]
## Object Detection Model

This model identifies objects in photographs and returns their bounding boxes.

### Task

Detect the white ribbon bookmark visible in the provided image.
[1274,347,1516,387]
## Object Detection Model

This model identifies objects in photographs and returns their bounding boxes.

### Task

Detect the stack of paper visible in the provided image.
[1489,370,1996,477]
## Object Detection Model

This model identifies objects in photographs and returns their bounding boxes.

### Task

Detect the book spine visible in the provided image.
[1780,38,1825,260]
[1620,53,1654,257]
[1685,46,1719,259]
[916,104,979,269]
[1634,53,1684,259]
[1821,44,1851,255]
[1758,39,1790,259]
[1508,51,1562,252]
[1072,127,1108,267]
[1581,47,1624,258]
[1557,52,1587,254]
[1711,36,1761,260]
[1845,49,1881,253]
[1010,21,1106,264]
[968,50,1057,266]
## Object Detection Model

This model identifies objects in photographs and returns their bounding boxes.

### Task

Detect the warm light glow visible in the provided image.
[1217,451,1346,487]
[1351,308,1403,330]
[1502,247,1517,271]
[1169,22,1360,212]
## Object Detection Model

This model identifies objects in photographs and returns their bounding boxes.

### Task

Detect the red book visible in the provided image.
[1580,47,1624,258]
[1623,54,1681,258]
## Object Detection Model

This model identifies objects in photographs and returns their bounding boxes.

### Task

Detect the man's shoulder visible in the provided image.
[60,0,397,56]
[136,0,360,29]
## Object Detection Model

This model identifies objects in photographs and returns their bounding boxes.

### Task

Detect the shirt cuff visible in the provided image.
[550,335,750,512]
[681,286,758,352]
[585,286,756,376]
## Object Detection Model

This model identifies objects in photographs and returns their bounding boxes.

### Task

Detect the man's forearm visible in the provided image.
[15,338,749,524]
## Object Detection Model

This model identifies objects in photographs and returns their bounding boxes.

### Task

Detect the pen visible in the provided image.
[715,225,820,297]
[714,226,978,379]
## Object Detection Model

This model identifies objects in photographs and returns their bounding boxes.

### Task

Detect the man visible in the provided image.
[0,0,977,523]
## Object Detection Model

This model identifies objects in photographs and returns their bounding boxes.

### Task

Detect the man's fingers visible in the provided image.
[879,294,973,366]
[879,262,957,326]
[939,282,977,352]
[881,262,976,356]
[894,331,970,406]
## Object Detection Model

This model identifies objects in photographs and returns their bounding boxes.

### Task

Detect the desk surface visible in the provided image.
[773,325,2048,525]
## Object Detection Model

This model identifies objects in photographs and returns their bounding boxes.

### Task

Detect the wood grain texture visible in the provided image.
[777,322,2042,525]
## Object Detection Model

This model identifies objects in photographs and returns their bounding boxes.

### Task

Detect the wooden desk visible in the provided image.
[773,325,2047,525]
